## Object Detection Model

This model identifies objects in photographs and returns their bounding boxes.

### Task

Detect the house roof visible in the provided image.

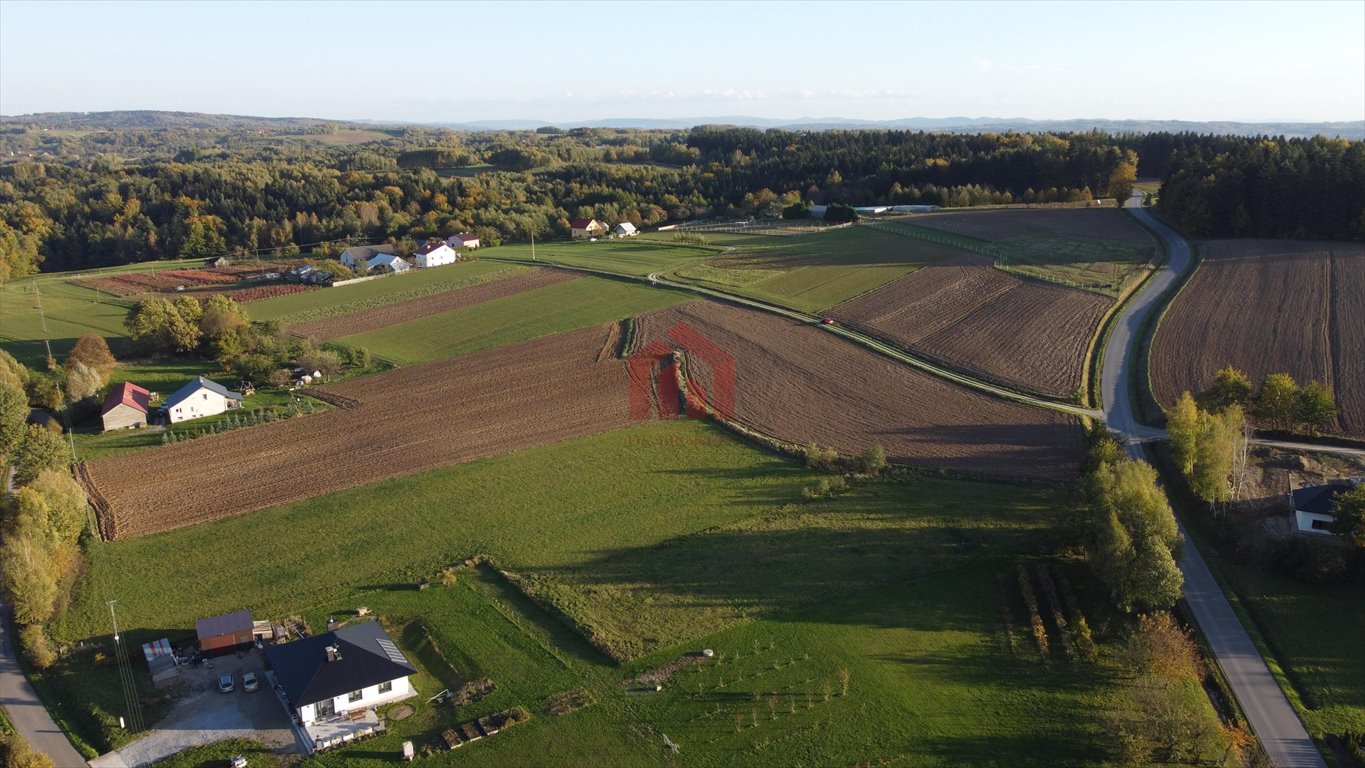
[1292,481,1353,516]
[452,232,479,242]
[414,242,450,256]
[341,245,399,261]
[366,253,409,269]
[100,381,151,416]
[196,609,253,640]
[163,376,244,411]
[614,222,637,233]
[570,217,600,229]
[263,621,416,709]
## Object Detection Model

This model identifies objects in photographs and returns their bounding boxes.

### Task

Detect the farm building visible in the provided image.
[196,610,254,656]
[570,218,606,239]
[264,620,416,750]
[340,245,400,269]
[100,381,153,431]
[204,256,231,268]
[141,638,178,685]
[613,222,638,237]
[367,253,411,273]
[164,376,243,424]
[285,264,334,286]
[446,232,481,250]
[1291,479,1360,535]
[413,241,458,268]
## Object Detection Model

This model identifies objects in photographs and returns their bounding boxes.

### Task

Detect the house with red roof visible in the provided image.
[100,381,152,432]
[570,218,606,240]
[446,232,481,250]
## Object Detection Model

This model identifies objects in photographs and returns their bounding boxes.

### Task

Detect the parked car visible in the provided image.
[217,674,234,693]
[242,672,259,693]
[229,755,248,768]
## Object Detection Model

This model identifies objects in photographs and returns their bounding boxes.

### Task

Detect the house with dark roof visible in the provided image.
[1290,478,1362,534]
[100,381,152,431]
[264,621,416,731]
[413,241,458,268]
[570,217,606,239]
[163,376,243,424]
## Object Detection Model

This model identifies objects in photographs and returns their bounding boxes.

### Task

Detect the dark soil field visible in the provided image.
[906,207,1154,244]
[288,268,578,342]
[631,301,1086,480]
[1151,240,1365,436]
[82,324,634,539]
[829,253,1110,397]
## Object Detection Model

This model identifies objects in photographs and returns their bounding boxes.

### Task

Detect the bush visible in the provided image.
[1275,537,1348,584]
[859,444,887,474]
[0,730,55,768]
[802,443,839,471]
[18,623,57,669]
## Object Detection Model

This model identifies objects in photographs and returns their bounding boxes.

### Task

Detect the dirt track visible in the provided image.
[829,254,1110,398]
[84,325,633,539]
[289,268,578,341]
[632,301,1086,481]
[1151,240,1365,436]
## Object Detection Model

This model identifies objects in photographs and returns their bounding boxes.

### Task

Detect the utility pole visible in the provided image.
[107,600,146,733]
[32,278,54,364]
[531,231,536,262]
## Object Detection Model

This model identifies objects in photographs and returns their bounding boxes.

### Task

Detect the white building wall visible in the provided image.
[416,246,457,268]
[167,389,238,424]
[1295,510,1336,535]
[298,676,413,723]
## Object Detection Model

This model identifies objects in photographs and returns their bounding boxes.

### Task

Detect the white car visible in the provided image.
[241,672,259,693]
[217,674,234,693]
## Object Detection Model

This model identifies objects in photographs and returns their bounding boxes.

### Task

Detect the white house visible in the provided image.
[413,241,458,268]
[163,376,243,424]
[366,253,411,273]
[612,222,638,237]
[446,232,481,250]
[263,621,416,748]
[339,245,400,269]
[1291,479,1361,535]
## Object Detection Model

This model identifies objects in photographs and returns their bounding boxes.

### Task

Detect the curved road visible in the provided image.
[1,606,88,768]
[1108,193,1326,768]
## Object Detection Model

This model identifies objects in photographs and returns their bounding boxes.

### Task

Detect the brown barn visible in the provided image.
[100,382,152,432]
[196,610,254,656]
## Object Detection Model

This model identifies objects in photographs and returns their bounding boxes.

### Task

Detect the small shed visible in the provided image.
[197,610,255,656]
[204,256,232,269]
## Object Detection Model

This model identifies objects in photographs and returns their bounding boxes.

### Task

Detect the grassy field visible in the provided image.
[993,236,1153,295]
[486,238,717,277]
[333,276,686,364]
[670,226,962,312]
[247,261,523,324]
[50,419,1231,764]
[0,278,133,367]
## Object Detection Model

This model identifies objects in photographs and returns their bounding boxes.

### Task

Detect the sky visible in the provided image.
[1,0,1362,124]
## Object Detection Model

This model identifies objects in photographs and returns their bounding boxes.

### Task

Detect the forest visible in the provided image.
[0,117,1360,277]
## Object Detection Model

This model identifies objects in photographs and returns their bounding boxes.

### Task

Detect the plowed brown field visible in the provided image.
[1151,240,1365,436]
[289,269,579,341]
[632,301,1085,481]
[907,207,1153,244]
[83,324,633,539]
[828,254,1110,397]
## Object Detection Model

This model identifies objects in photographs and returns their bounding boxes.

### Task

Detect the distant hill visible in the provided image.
[3,110,1360,139]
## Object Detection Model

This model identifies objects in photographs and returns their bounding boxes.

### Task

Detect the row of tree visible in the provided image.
[1197,366,1337,435]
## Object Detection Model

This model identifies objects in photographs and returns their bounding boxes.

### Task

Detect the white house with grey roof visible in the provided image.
[1291,478,1362,535]
[264,621,416,750]
[163,376,243,424]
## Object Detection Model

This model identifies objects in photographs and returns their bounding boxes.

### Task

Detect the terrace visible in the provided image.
[304,708,386,753]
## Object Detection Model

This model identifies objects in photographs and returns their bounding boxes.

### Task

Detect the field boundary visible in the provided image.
[1134,244,1204,426]
[74,462,116,542]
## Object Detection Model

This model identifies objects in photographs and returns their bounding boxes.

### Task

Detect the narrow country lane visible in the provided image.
[1,605,89,768]
[1108,192,1327,768]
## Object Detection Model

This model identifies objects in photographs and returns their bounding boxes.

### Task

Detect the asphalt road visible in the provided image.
[0,605,88,768]
[1107,193,1327,768]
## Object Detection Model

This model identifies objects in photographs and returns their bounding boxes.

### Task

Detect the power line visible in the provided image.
[107,600,146,734]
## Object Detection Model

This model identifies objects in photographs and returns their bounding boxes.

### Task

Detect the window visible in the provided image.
[348,689,363,703]
[379,681,393,694]
[1311,518,1333,531]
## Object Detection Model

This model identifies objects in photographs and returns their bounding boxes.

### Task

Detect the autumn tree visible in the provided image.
[65,334,117,382]
[1293,380,1337,432]
[1083,451,1183,613]
[1253,373,1299,431]
[0,349,32,391]
[1330,485,1365,549]
[125,297,202,354]
[11,426,68,486]
[1190,406,1246,506]
[0,382,27,459]
[1198,366,1251,411]
[65,362,103,403]
[1166,391,1200,476]
[25,469,90,544]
